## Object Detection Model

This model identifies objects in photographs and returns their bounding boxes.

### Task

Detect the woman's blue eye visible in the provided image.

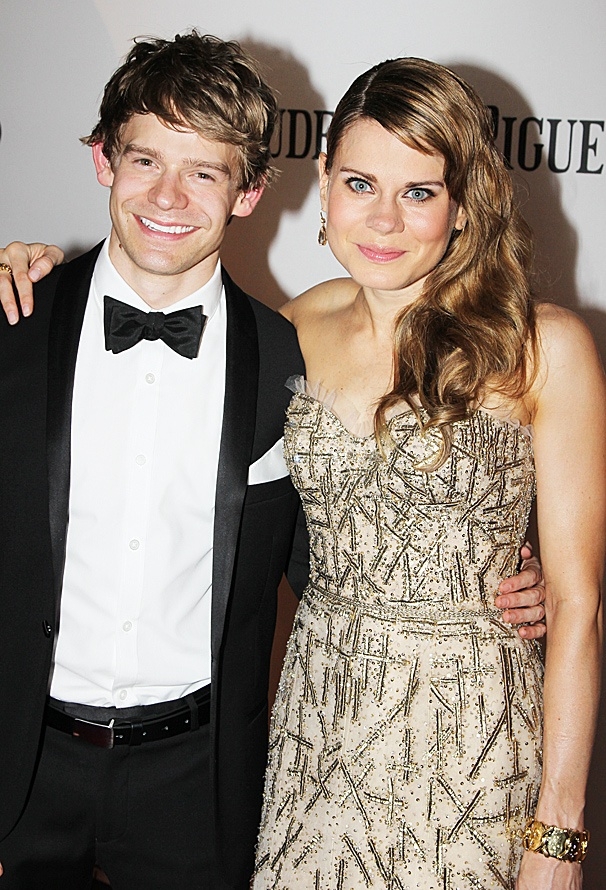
[407,187,431,201]
[348,178,371,193]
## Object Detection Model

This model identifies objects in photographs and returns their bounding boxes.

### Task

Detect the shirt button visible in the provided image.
[135,454,146,466]
[129,539,140,551]
[145,373,155,384]
[122,621,133,632]
[118,689,128,701]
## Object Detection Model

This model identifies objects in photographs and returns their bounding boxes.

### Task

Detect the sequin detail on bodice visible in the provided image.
[254,390,543,890]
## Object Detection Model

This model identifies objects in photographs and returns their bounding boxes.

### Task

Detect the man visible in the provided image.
[0,30,544,890]
[0,31,308,890]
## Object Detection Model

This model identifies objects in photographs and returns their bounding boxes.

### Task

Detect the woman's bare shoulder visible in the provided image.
[279,278,358,325]
[530,301,605,409]
[534,301,599,362]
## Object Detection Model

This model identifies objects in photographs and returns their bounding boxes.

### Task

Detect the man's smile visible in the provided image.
[138,216,198,235]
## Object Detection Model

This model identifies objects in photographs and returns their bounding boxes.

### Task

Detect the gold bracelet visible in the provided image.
[522,818,589,862]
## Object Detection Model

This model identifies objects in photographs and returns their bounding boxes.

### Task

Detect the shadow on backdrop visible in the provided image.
[221,39,325,309]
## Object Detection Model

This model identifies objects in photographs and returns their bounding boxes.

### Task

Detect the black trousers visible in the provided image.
[0,715,216,889]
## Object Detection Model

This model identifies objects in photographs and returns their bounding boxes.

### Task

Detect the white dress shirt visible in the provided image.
[50,240,226,707]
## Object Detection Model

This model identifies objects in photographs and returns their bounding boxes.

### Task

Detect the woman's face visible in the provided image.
[320,118,466,302]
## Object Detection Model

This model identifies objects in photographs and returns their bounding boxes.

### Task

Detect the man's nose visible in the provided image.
[148,172,188,211]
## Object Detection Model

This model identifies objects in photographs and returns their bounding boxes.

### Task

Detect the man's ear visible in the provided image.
[231,185,265,219]
[92,143,114,187]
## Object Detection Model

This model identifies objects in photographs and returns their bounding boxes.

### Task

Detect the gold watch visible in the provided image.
[522,818,589,862]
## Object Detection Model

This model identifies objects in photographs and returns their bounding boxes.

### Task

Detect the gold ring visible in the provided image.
[0,263,13,275]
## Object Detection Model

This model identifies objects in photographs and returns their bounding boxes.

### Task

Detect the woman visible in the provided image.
[251,59,604,889]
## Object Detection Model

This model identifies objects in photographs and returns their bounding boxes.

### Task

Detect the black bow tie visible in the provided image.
[104,295,207,359]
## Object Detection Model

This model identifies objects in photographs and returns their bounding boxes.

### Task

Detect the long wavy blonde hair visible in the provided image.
[325,58,537,467]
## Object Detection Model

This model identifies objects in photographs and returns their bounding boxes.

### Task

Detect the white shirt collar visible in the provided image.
[92,238,224,320]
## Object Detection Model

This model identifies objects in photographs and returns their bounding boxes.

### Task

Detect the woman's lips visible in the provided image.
[356,244,405,263]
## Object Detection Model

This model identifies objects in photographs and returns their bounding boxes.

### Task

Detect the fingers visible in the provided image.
[498,593,546,626]
[515,620,546,640]
[498,562,543,597]
[0,258,20,326]
[497,598,546,639]
[0,242,64,324]
[495,588,546,639]
[519,542,533,560]
[495,584,544,609]
[27,246,65,282]
[501,601,546,626]
[495,556,546,638]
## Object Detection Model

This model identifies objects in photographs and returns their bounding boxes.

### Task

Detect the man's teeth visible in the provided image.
[140,217,195,234]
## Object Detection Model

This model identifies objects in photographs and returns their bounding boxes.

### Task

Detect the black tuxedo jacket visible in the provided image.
[0,244,308,888]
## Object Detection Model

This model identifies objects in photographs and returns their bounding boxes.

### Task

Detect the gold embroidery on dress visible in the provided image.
[254,392,542,890]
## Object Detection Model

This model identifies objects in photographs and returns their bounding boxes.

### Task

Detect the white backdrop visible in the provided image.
[1,0,605,881]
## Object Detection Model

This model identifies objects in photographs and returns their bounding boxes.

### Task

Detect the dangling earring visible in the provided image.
[318,211,327,246]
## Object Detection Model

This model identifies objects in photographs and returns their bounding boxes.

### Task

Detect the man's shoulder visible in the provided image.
[249,294,297,339]
[33,242,103,298]
[0,246,100,344]
[221,269,301,351]
[249,296,302,372]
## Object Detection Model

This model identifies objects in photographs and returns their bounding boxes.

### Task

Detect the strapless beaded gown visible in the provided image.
[254,380,543,890]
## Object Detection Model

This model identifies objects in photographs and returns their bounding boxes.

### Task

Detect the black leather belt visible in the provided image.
[45,686,211,749]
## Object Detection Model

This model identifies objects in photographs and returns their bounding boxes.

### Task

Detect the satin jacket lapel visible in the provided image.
[47,244,102,596]
[211,270,259,670]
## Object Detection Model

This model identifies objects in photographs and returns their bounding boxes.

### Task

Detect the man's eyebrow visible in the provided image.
[122,143,164,161]
[122,144,232,176]
[184,159,232,176]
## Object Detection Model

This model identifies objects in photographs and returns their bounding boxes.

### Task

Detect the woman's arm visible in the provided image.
[0,242,64,323]
[517,304,605,889]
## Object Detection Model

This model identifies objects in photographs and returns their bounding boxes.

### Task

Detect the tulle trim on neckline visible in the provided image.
[286,375,379,438]
[286,375,533,441]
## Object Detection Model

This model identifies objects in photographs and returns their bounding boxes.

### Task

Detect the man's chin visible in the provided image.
[116,247,200,278]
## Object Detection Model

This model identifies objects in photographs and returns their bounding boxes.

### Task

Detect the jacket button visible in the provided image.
[43,621,53,638]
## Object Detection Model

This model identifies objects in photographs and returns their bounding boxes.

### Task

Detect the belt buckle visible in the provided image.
[72,718,115,749]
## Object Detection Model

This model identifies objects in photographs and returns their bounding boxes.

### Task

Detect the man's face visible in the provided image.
[93,114,262,307]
